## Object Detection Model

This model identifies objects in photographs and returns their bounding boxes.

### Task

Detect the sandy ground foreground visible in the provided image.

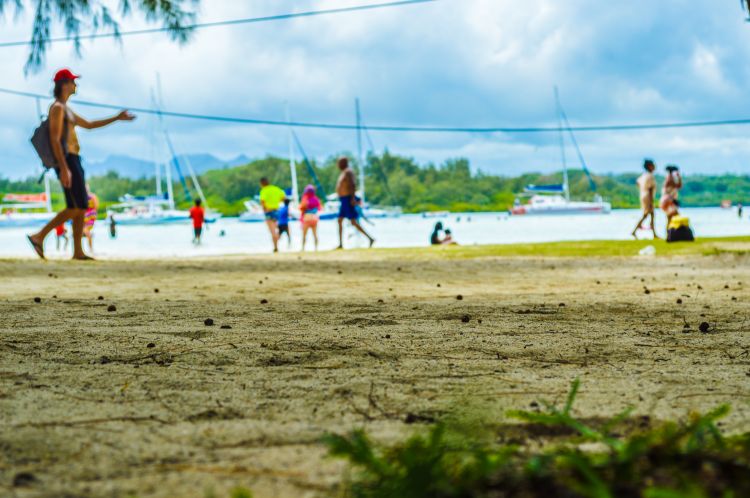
[1,249,749,498]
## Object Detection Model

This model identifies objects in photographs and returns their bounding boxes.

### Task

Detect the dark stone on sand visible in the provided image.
[385,334,391,339]
[732,297,738,301]
[33,297,41,303]
[378,299,385,304]
[221,325,232,329]
[52,295,57,299]
[530,401,539,408]
[676,299,683,304]
[154,288,159,293]
[260,299,269,304]
[437,283,441,288]
[99,356,111,364]
[147,343,156,348]
[461,315,471,323]
[725,285,730,289]
[397,267,402,271]
[699,322,710,333]
[559,303,566,307]
[12,471,38,487]
[259,281,263,284]
[107,305,117,312]
[204,318,214,326]
[644,289,651,295]
[478,319,483,324]
[48,273,53,278]
[98,296,104,300]
[337,270,343,275]
[456,295,463,301]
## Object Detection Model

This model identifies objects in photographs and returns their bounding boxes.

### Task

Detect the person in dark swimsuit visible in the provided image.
[430,222,444,245]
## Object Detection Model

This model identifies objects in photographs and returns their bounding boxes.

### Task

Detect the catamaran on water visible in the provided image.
[511,89,612,216]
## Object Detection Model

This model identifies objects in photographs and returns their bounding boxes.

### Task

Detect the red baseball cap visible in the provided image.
[53,68,80,82]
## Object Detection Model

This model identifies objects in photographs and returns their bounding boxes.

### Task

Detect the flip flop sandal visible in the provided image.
[26,235,45,260]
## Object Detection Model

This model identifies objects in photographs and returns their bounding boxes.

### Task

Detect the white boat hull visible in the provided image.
[0,213,55,228]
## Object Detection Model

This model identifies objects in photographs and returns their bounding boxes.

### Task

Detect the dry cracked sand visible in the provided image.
[1,248,749,497]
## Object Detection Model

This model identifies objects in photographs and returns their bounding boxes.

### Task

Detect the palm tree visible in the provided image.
[0,0,197,72]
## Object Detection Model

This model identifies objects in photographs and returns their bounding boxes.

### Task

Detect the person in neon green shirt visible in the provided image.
[259,177,287,253]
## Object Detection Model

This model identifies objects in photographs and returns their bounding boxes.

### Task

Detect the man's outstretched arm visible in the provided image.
[74,110,135,130]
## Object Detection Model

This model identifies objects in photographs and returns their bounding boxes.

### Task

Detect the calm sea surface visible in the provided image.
[1,208,747,259]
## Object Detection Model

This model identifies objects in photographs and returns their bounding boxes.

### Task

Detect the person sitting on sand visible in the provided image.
[277,198,291,248]
[300,185,321,251]
[189,198,205,245]
[259,177,287,253]
[660,165,683,224]
[442,229,458,246]
[27,68,135,260]
[336,157,374,249]
[631,159,659,240]
[430,222,444,245]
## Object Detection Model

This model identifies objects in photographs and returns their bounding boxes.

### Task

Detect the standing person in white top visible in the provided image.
[631,159,659,239]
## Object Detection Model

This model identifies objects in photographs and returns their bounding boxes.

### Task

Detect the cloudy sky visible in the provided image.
[1,0,750,179]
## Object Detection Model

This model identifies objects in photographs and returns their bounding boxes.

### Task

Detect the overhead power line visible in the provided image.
[0,0,437,48]
[2,86,750,134]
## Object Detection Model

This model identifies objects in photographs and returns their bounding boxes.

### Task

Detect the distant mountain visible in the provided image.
[85,153,251,179]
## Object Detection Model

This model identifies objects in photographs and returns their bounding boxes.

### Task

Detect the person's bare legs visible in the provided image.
[351,219,375,247]
[312,225,318,251]
[265,219,279,252]
[337,217,344,249]
[70,209,88,259]
[302,226,308,252]
[84,226,93,252]
[29,209,76,258]
[649,212,660,239]
[631,212,648,239]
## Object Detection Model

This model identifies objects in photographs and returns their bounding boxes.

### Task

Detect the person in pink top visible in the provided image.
[299,185,321,251]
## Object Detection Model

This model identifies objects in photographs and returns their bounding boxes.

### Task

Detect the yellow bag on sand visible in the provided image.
[668,215,690,230]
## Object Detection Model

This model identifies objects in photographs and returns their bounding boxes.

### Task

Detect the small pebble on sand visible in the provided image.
[221,325,232,329]
[461,315,471,323]
[260,299,269,304]
[107,305,117,312]
[147,343,156,348]
[456,295,463,301]
[204,318,214,326]
[33,297,41,303]
[699,322,710,333]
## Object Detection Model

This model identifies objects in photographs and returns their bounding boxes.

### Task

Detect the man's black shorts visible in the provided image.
[278,224,289,235]
[194,227,202,238]
[55,154,87,210]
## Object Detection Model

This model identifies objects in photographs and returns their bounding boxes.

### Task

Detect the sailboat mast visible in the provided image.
[554,87,570,201]
[286,103,299,204]
[355,98,366,204]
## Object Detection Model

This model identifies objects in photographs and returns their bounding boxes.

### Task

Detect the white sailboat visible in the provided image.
[511,88,611,216]
[107,84,221,226]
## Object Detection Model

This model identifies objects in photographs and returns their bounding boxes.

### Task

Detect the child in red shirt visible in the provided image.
[189,199,205,245]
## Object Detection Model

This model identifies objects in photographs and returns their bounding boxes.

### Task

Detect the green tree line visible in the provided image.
[2,152,749,216]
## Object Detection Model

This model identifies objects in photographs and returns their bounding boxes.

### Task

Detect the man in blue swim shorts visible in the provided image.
[259,177,287,253]
[335,157,374,249]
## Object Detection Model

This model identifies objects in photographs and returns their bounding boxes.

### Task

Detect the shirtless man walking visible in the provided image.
[27,69,135,260]
[336,157,374,249]
[631,159,659,240]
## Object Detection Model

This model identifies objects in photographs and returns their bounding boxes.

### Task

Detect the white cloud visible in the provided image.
[1,0,750,179]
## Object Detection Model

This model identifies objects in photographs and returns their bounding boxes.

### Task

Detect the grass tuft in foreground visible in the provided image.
[324,380,750,498]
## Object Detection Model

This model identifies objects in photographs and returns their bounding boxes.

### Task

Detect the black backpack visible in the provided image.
[30,107,68,170]
[667,225,695,243]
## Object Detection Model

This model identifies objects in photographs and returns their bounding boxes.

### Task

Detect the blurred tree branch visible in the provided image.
[0,0,198,73]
